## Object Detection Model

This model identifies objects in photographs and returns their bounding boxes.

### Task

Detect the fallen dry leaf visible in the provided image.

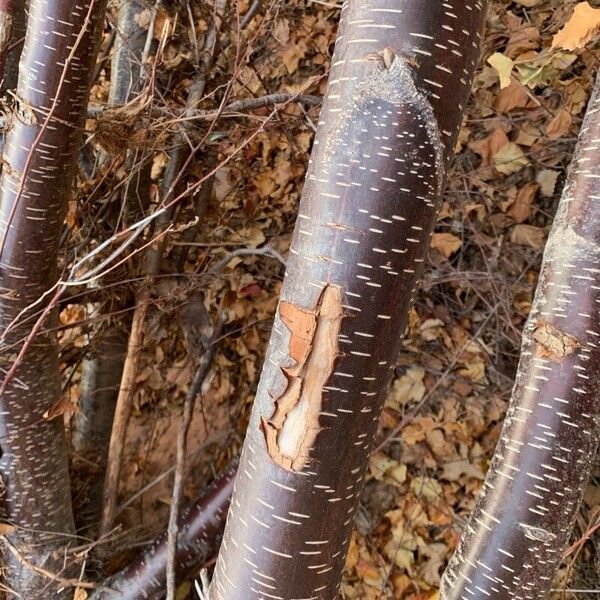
[494,80,533,112]
[508,182,539,223]
[536,169,559,197]
[386,367,425,411]
[494,142,529,175]
[488,52,514,89]
[552,2,600,50]
[546,109,573,140]
[510,223,546,249]
[431,232,462,258]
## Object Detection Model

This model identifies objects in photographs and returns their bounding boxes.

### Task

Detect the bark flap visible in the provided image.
[262,285,343,471]
[532,320,580,361]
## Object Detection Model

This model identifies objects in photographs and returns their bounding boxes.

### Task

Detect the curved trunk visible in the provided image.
[0,0,106,596]
[90,465,235,600]
[209,2,487,599]
[440,74,600,598]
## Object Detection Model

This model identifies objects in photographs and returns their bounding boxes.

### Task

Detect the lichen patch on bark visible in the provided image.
[262,285,343,471]
[532,320,580,361]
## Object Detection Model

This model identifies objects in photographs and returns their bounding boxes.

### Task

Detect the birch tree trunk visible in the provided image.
[0,0,106,595]
[440,73,600,600]
[209,2,487,598]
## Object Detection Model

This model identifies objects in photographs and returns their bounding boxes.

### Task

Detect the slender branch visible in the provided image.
[166,312,223,600]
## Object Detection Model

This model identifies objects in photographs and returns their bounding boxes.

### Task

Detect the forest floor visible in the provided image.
[65,0,600,597]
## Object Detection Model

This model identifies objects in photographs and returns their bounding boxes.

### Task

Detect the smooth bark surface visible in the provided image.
[90,465,235,600]
[440,75,600,599]
[210,2,487,599]
[0,0,106,595]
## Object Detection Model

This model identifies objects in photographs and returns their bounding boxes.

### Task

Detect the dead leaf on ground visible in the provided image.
[552,1,600,50]
[488,52,514,89]
[386,367,425,411]
[431,232,462,258]
[510,224,546,249]
[537,169,559,197]
[494,142,529,175]
[546,109,573,139]
[508,182,539,223]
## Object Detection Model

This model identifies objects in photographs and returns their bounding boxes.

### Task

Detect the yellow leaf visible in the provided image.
[552,2,600,50]
[493,142,529,175]
[487,52,514,89]
[431,232,462,258]
[369,452,396,481]
[410,476,443,502]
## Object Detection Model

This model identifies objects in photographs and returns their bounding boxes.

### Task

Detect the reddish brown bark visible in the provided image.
[210,1,488,598]
[0,0,106,596]
[441,72,600,600]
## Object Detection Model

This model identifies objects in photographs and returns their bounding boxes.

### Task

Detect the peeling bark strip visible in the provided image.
[0,0,106,596]
[263,285,343,471]
[441,74,600,600]
[210,2,487,599]
[90,466,236,600]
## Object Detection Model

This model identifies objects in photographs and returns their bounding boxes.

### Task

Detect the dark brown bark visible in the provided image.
[440,74,600,599]
[209,2,488,599]
[0,0,106,596]
[90,464,235,600]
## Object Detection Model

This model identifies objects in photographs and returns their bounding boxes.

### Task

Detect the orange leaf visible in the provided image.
[552,2,600,50]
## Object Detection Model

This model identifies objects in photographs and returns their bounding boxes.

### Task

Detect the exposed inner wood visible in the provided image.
[263,285,343,471]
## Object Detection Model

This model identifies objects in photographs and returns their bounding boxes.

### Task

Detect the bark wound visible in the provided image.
[519,523,557,543]
[320,48,445,194]
[263,285,343,471]
[532,320,580,361]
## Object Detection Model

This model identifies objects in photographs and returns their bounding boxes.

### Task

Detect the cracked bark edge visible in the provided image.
[262,284,344,472]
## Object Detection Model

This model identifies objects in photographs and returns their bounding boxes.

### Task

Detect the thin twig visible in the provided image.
[166,314,223,600]
[2,537,113,593]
